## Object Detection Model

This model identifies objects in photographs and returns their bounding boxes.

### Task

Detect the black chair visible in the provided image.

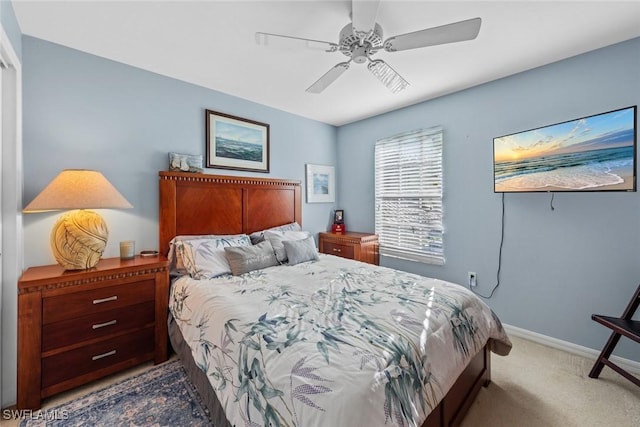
[589,284,640,387]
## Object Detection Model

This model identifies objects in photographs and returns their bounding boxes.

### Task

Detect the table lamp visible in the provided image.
[23,169,133,270]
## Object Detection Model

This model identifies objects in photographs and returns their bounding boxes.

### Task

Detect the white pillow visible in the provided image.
[263,230,311,263]
[175,235,251,279]
[249,222,302,245]
[168,234,247,274]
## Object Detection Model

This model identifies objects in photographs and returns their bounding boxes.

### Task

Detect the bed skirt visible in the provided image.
[168,313,231,427]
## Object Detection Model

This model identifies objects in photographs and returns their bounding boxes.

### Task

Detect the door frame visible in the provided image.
[0,22,23,409]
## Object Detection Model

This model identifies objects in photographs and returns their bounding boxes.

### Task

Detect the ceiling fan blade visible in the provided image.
[255,32,338,52]
[367,59,409,94]
[306,62,350,94]
[384,17,481,52]
[352,0,381,36]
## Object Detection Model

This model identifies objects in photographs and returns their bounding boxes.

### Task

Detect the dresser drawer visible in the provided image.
[322,241,355,259]
[43,280,155,324]
[42,326,154,389]
[42,302,155,352]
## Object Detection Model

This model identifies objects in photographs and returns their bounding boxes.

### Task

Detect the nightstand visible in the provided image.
[17,255,170,410]
[319,231,379,265]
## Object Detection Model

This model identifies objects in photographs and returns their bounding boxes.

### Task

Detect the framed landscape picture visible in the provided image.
[206,109,270,173]
[306,164,335,203]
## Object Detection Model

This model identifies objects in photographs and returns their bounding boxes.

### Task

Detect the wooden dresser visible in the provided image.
[17,255,170,410]
[318,231,379,265]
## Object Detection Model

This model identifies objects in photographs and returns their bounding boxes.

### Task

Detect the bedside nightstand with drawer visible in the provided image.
[318,231,379,265]
[17,255,170,410]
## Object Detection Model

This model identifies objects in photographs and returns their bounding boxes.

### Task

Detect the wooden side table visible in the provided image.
[17,255,170,409]
[318,231,379,265]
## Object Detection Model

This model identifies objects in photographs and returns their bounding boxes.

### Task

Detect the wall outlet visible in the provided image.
[468,272,477,288]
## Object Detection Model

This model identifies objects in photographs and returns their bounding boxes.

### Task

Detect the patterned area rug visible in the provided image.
[21,360,211,427]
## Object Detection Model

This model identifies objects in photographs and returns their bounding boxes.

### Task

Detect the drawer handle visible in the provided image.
[332,248,342,253]
[92,350,116,361]
[92,320,117,330]
[93,296,118,305]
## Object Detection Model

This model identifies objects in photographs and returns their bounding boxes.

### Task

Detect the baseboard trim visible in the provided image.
[503,323,640,376]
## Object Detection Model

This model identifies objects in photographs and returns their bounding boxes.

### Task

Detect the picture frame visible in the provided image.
[206,109,270,173]
[306,164,335,203]
[334,209,344,224]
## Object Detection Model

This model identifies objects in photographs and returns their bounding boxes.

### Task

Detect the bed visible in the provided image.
[159,171,511,427]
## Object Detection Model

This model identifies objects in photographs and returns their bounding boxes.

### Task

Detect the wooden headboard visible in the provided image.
[158,171,302,256]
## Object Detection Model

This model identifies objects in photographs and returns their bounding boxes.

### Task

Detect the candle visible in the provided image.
[119,241,135,260]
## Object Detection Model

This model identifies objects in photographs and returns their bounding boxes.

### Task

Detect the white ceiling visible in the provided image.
[12,1,640,126]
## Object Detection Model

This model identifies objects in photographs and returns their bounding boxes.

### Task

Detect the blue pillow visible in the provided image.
[283,235,319,265]
[224,241,279,275]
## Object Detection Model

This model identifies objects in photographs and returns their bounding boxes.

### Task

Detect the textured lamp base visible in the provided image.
[51,209,109,270]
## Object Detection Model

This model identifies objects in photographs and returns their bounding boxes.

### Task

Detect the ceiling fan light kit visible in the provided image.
[368,60,408,94]
[256,1,481,94]
[338,22,384,63]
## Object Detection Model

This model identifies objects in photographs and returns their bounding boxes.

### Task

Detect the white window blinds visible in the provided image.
[374,127,444,265]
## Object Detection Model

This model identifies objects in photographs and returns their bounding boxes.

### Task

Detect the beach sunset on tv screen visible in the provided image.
[494,106,637,192]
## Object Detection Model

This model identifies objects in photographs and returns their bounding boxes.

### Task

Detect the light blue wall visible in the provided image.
[6,31,639,408]
[22,36,337,268]
[0,36,336,407]
[337,37,640,361]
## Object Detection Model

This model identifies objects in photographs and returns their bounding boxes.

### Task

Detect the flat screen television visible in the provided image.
[494,106,637,193]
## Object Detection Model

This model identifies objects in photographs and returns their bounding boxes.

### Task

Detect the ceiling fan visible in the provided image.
[255,0,481,94]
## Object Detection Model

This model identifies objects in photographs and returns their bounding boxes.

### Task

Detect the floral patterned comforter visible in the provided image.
[170,254,511,427]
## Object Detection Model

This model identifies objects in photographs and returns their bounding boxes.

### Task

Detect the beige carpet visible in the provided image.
[3,336,639,426]
[461,335,640,427]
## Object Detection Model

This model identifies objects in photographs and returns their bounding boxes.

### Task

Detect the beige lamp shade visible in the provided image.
[24,169,133,270]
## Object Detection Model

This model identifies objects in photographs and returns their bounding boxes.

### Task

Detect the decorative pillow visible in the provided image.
[224,240,279,275]
[249,222,302,245]
[168,234,212,273]
[175,235,251,279]
[283,235,319,265]
[168,234,248,274]
[263,230,311,263]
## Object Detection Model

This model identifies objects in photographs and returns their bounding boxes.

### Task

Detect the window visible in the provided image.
[374,127,444,265]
